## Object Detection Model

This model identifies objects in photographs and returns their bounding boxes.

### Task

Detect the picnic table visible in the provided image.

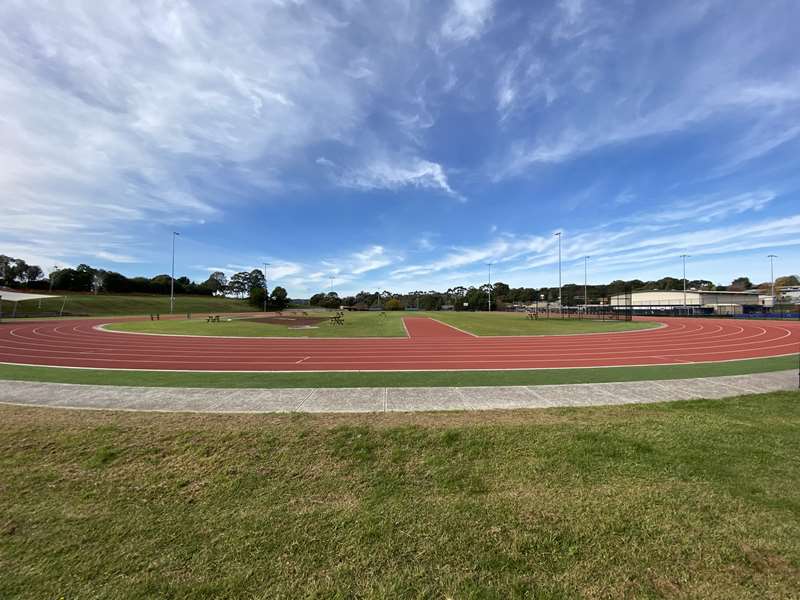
[329,311,345,326]
[206,315,221,323]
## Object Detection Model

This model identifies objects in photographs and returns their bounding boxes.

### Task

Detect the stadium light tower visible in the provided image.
[263,262,271,313]
[584,256,590,308]
[49,265,59,293]
[486,262,493,312]
[554,232,562,307]
[170,231,180,314]
[680,254,690,315]
[768,254,778,302]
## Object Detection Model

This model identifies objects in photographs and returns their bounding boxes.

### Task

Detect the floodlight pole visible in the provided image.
[170,231,180,314]
[584,256,590,308]
[680,254,689,315]
[555,232,562,307]
[49,265,58,293]
[768,254,777,303]
[487,262,493,311]
[263,262,271,313]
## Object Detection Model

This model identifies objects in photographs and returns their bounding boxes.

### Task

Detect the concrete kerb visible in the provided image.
[0,371,796,414]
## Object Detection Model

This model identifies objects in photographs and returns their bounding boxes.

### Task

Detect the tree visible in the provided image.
[23,265,43,284]
[322,292,341,309]
[775,275,800,289]
[385,298,402,311]
[201,272,227,295]
[729,277,752,291]
[228,272,250,298]
[270,286,288,309]
[492,282,510,299]
[249,286,266,308]
[249,269,265,291]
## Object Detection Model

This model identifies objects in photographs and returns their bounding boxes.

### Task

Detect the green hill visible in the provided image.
[0,293,257,317]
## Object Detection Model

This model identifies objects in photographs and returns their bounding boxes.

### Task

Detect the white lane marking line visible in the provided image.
[295,356,311,365]
[427,318,479,337]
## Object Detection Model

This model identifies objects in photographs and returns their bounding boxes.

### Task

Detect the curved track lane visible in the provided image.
[0,316,798,372]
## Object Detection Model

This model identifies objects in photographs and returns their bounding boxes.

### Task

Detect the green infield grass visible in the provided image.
[105,310,657,338]
[0,293,257,317]
[425,310,658,336]
[0,355,795,388]
[2,390,799,598]
[107,310,408,337]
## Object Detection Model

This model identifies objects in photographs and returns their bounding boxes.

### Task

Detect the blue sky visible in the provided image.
[2,0,799,296]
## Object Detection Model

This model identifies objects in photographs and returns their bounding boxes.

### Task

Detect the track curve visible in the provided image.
[0,316,798,372]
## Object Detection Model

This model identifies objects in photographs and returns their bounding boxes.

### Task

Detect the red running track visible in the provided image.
[0,316,798,372]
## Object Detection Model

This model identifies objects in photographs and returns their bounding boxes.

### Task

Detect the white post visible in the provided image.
[681,254,689,315]
[555,232,562,308]
[768,254,777,303]
[487,262,492,311]
[49,265,58,293]
[263,262,271,313]
[170,231,180,314]
[584,256,590,309]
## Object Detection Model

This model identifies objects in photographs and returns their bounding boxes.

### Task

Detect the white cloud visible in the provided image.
[318,155,463,199]
[492,3,800,179]
[440,0,495,43]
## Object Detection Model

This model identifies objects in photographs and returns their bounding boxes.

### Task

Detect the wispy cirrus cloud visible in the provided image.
[316,155,463,200]
[491,2,800,179]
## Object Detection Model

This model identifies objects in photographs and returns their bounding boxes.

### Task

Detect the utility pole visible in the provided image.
[555,232,562,307]
[680,254,689,315]
[263,262,271,313]
[170,231,180,314]
[768,254,778,303]
[487,262,493,311]
[49,265,58,293]
[584,256,590,308]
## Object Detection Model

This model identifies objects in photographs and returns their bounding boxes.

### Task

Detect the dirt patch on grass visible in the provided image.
[244,316,328,327]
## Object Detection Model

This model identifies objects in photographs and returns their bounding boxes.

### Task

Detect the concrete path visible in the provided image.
[0,371,796,414]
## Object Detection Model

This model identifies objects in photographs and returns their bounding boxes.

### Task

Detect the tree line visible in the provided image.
[0,255,289,309]
[3,254,797,311]
[310,274,800,311]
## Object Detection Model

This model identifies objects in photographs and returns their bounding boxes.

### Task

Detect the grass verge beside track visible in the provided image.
[0,355,795,388]
[2,391,799,598]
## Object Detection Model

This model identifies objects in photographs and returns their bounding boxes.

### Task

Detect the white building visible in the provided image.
[609,290,760,314]
[780,286,800,303]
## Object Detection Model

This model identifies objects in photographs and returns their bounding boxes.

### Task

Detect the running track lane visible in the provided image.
[0,316,798,372]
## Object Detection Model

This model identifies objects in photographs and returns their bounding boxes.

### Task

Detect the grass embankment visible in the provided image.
[0,293,257,317]
[0,355,795,388]
[106,310,656,338]
[2,391,800,598]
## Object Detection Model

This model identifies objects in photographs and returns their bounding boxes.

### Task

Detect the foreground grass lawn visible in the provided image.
[106,310,655,338]
[107,311,408,337]
[0,355,795,388]
[1,293,257,317]
[2,392,799,599]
